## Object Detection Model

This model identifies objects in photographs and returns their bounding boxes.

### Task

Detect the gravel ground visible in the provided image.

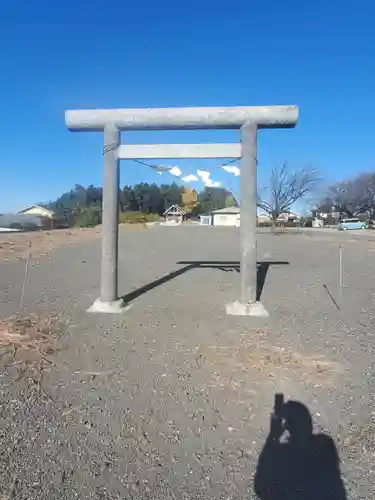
[1,226,375,499]
[0,226,102,263]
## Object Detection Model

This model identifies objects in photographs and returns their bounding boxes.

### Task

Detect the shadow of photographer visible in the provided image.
[254,395,347,500]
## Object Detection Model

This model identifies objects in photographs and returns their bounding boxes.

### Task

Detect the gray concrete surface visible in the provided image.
[118,143,241,159]
[100,124,120,305]
[1,226,375,499]
[65,105,299,131]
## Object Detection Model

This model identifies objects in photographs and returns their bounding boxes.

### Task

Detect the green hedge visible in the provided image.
[73,208,161,228]
[74,207,102,228]
[258,218,313,228]
[118,211,161,224]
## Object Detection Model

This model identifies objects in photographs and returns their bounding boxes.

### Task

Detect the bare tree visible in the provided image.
[257,162,318,221]
[323,173,375,220]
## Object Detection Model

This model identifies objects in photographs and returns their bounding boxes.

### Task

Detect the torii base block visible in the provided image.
[88,298,125,314]
[226,300,269,317]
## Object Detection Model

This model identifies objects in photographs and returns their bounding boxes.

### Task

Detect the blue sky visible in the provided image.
[1,0,374,211]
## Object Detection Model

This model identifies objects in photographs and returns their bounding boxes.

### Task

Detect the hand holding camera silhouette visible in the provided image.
[270,393,285,437]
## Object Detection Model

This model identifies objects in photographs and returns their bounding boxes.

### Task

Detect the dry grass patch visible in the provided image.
[0,312,65,379]
[197,332,342,389]
[0,224,151,263]
[0,227,102,262]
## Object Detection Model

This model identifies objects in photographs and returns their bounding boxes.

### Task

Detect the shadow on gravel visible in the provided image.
[120,260,289,304]
[254,394,347,500]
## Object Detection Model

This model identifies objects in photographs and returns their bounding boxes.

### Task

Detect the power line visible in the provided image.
[130,157,240,172]
[219,157,240,168]
[128,156,240,199]
[103,143,118,155]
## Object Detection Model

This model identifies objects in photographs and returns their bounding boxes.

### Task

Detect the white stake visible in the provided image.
[339,244,343,296]
[20,242,32,310]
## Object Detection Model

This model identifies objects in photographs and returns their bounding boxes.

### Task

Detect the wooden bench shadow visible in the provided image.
[120,260,289,305]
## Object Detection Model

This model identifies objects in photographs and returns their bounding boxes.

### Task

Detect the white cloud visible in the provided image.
[146,164,221,184]
[197,169,211,184]
[197,169,221,187]
[205,179,221,187]
[182,174,198,183]
[222,165,240,176]
[169,166,182,177]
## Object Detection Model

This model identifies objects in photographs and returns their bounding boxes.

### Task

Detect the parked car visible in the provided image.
[0,213,43,232]
[337,218,368,230]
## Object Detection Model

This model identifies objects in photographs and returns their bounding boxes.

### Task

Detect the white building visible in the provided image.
[162,204,186,225]
[199,215,212,226]
[211,206,240,227]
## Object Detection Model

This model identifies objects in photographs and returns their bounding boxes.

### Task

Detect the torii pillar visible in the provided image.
[65,105,299,315]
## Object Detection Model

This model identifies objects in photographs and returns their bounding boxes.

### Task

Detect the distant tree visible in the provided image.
[196,187,234,214]
[120,185,137,212]
[181,187,198,213]
[159,183,183,210]
[322,172,375,220]
[47,184,90,214]
[224,193,238,208]
[132,183,150,212]
[315,196,335,215]
[257,162,318,222]
[86,184,103,206]
[148,183,164,213]
[72,184,87,207]
[130,183,165,213]
[43,181,241,226]
[74,206,102,227]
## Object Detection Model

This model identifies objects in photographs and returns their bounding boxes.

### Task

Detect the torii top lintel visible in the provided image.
[65,105,299,132]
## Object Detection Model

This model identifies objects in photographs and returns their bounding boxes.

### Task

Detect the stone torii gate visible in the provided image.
[65,105,299,315]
